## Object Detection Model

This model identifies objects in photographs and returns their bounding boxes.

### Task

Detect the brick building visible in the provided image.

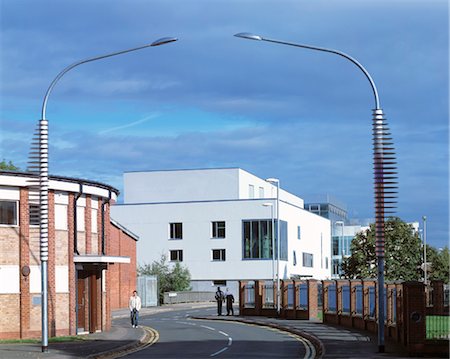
[0,170,137,339]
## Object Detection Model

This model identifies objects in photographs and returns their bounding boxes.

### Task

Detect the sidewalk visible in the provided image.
[191,314,411,359]
[0,303,414,358]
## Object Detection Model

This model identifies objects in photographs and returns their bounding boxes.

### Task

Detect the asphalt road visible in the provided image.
[119,306,310,358]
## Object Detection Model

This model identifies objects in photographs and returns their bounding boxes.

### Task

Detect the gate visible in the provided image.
[137,275,158,307]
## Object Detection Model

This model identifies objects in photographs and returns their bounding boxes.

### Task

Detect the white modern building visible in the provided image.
[111,168,332,294]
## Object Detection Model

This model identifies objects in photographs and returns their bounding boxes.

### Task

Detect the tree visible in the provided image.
[427,246,450,283]
[342,217,422,281]
[0,159,20,171]
[138,254,191,304]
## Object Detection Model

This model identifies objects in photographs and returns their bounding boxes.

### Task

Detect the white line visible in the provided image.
[200,325,215,331]
[228,337,232,346]
[218,331,229,337]
[210,347,229,357]
[297,336,315,359]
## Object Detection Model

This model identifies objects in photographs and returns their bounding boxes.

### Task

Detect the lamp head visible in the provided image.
[262,203,273,207]
[234,32,263,41]
[151,37,178,46]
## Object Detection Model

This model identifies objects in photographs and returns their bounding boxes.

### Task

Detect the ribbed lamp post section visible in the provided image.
[35,37,177,352]
[234,33,397,353]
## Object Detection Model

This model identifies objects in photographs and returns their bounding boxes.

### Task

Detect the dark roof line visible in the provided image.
[0,170,119,195]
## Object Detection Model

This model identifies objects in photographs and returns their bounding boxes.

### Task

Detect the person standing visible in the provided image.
[215,287,225,316]
[129,290,142,328]
[225,288,234,316]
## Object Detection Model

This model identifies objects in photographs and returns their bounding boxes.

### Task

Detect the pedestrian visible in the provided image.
[215,286,225,316]
[225,288,234,316]
[129,290,142,328]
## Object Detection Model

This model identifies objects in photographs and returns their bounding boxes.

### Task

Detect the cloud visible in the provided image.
[98,113,161,135]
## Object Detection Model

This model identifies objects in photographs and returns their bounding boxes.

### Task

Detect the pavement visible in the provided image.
[0,302,436,359]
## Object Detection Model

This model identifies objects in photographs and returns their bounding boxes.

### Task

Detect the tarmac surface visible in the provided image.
[0,302,436,358]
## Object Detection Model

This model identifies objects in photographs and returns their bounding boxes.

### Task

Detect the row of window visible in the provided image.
[169,221,226,240]
[170,249,226,262]
[0,200,99,232]
[170,248,315,267]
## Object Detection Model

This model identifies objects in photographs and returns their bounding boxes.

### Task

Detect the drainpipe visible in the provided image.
[74,183,83,255]
[101,190,112,255]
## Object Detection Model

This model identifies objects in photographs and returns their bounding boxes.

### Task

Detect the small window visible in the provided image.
[29,204,40,226]
[0,201,18,225]
[259,187,264,198]
[212,249,226,261]
[302,252,313,268]
[212,221,226,238]
[169,223,183,239]
[170,250,183,262]
[297,225,301,240]
[293,250,297,266]
[248,184,255,199]
[325,257,329,269]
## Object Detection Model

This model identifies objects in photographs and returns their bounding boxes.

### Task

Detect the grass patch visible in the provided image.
[0,336,87,344]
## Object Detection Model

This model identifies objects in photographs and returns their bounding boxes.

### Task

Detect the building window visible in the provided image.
[248,184,255,198]
[242,219,288,260]
[297,225,301,240]
[293,250,297,266]
[302,252,313,268]
[29,204,40,226]
[259,187,264,198]
[0,201,17,225]
[212,221,226,238]
[170,250,183,262]
[325,257,329,269]
[243,220,273,259]
[169,222,183,239]
[212,249,226,261]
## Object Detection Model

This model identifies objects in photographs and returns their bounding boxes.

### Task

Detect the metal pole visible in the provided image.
[234,33,398,352]
[37,37,177,352]
[423,216,427,285]
[276,181,280,314]
[271,205,275,286]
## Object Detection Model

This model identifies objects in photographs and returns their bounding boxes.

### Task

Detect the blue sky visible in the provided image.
[0,0,448,249]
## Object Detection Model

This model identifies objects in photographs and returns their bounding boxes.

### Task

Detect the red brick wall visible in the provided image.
[109,221,137,310]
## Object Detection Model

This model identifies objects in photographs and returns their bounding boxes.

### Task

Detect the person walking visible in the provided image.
[129,290,142,328]
[215,287,225,316]
[225,288,234,316]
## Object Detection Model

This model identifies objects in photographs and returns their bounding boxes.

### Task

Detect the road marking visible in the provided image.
[218,331,228,336]
[200,325,215,331]
[228,337,232,346]
[210,347,229,357]
[176,321,197,326]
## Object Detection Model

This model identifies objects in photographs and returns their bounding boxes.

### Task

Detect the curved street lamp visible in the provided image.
[34,37,178,352]
[235,32,397,353]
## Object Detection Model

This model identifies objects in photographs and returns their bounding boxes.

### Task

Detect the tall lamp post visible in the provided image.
[235,33,397,352]
[262,202,276,288]
[335,220,345,277]
[422,216,427,285]
[35,37,177,352]
[266,178,281,314]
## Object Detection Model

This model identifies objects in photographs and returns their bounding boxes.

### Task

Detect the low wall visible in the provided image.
[163,291,215,304]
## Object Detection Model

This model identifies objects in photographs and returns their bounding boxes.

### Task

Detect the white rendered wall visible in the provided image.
[112,198,331,281]
[124,168,241,204]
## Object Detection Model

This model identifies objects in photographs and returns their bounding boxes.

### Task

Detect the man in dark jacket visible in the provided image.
[215,287,225,316]
[225,288,234,316]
